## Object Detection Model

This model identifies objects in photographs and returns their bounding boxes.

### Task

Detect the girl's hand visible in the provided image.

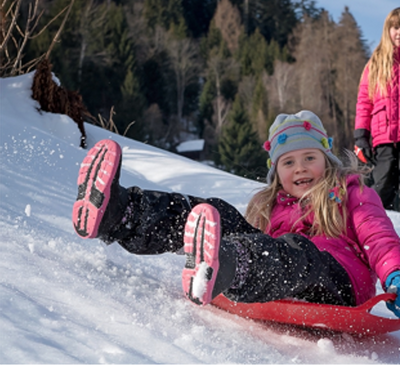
[354,128,373,165]
[385,271,400,318]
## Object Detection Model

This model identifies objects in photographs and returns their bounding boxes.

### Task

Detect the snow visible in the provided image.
[1,72,400,364]
[176,139,205,153]
[192,262,210,299]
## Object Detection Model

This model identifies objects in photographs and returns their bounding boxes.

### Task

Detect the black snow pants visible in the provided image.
[108,187,355,307]
[372,144,399,211]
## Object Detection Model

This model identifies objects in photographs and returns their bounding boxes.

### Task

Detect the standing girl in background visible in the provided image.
[354,7,400,211]
[72,110,400,318]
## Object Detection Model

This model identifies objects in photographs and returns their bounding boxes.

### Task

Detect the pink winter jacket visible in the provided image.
[355,47,400,147]
[265,175,400,305]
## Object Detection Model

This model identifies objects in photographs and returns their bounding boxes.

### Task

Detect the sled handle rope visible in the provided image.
[357,292,396,311]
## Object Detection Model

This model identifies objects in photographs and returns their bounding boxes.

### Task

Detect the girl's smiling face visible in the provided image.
[276,148,326,198]
[390,24,400,48]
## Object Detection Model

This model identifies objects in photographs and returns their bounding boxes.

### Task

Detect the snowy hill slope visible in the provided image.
[1,73,400,364]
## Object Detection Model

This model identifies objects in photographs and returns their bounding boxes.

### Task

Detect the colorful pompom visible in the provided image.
[321,137,329,149]
[267,158,272,169]
[328,183,345,204]
[263,140,271,151]
[278,133,287,144]
[328,137,333,149]
[303,121,312,131]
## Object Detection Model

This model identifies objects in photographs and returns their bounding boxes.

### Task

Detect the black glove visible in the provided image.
[354,129,373,165]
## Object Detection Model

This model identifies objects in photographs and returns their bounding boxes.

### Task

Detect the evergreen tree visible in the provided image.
[198,20,237,140]
[292,0,323,19]
[199,19,230,61]
[27,0,86,89]
[23,0,348,156]
[181,0,217,38]
[237,28,271,76]
[334,6,369,150]
[29,0,146,139]
[142,53,171,119]
[218,95,267,180]
[101,3,145,138]
[166,37,201,130]
[214,0,242,54]
[251,77,269,141]
[72,1,113,114]
[143,0,187,35]
[231,0,298,47]
[291,12,337,133]
[198,78,216,133]
[118,69,146,138]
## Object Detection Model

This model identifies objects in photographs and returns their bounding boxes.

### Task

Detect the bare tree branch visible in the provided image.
[1,0,75,77]
[32,6,67,39]
[123,121,136,136]
[10,0,39,75]
[207,53,239,135]
[167,37,201,129]
[97,106,120,134]
[46,0,75,59]
[0,0,22,53]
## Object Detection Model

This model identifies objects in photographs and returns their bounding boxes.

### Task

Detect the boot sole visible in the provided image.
[182,203,221,306]
[72,139,121,238]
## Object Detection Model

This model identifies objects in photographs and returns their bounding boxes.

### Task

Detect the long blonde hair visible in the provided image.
[365,7,400,99]
[245,152,370,238]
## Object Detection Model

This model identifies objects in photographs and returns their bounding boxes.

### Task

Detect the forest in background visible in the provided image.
[1,0,370,180]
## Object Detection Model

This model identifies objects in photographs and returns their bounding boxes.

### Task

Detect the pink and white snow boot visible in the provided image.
[182,203,236,306]
[72,139,126,239]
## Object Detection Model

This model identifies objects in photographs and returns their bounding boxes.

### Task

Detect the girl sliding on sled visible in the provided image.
[72,110,400,317]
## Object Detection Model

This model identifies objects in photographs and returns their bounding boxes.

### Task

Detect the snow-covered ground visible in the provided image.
[1,73,400,364]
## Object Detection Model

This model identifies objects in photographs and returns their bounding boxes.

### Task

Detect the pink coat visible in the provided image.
[355,47,400,147]
[265,176,400,305]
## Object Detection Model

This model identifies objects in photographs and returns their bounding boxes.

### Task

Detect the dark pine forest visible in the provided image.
[1,0,370,180]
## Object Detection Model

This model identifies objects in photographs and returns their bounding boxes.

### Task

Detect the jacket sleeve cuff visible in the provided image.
[385,270,400,291]
[354,128,371,140]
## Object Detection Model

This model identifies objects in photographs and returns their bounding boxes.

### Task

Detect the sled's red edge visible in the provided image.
[211,293,400,336]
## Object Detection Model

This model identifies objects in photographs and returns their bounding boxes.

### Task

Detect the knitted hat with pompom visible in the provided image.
[264,110,342,184]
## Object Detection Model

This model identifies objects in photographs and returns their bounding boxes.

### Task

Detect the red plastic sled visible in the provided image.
[211,293,400,336]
